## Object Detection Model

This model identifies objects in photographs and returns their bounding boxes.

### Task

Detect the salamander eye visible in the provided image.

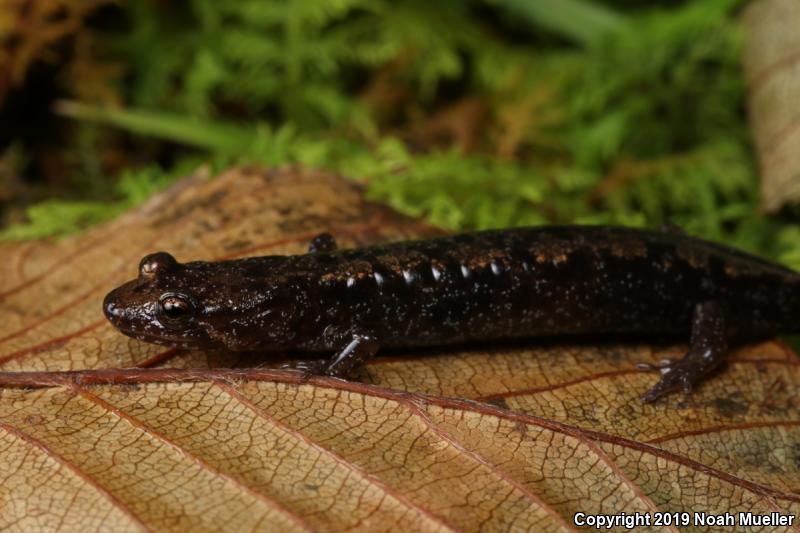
[157,293,194,323]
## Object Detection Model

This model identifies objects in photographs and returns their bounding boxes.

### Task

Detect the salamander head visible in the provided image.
[103,252,215,349]
[104,251,301,352]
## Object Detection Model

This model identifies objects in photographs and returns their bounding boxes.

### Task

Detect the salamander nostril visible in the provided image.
[103,294,122,321]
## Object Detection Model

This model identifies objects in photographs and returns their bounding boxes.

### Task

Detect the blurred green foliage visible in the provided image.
[2,0,799,269]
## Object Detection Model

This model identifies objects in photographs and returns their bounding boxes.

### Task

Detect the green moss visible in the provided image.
[4,0,799,272]
[1,164,190,241]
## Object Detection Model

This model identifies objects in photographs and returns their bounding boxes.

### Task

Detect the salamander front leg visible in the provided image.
[281,330,379,379]
[324,331,380,378]
[639,301,728,403]
[658,223,685,236]
[308,232,337,253]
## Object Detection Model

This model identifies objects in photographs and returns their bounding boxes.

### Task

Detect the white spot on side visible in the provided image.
[491,262,503,276]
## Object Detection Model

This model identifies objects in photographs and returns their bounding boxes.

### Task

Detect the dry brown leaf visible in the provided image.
[743,0,800,212]
[0,166,798,531]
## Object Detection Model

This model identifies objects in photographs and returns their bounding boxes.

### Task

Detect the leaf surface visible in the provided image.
[0,166,798,531]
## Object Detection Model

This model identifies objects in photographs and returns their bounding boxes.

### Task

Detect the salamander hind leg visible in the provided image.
[308,232,337,253]
[639,301,729,403]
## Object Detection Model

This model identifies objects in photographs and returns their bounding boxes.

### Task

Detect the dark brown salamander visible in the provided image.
[103,226,800,402]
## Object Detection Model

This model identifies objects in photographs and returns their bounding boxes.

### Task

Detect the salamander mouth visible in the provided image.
[105,321,212,349]
[112,327,206,349]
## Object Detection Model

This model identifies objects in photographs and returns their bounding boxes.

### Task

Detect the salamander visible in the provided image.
[102,226,800,402]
